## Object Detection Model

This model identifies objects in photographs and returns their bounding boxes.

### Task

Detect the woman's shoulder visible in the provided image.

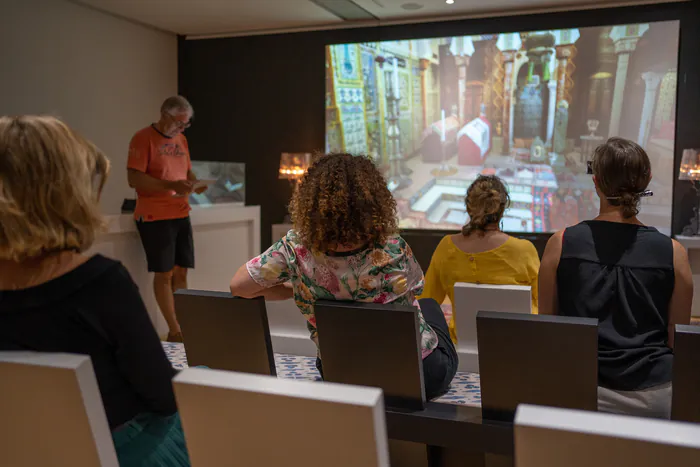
[505,236,540,257]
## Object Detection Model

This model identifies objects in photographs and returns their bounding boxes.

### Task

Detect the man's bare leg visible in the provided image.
[154,270,180,340]
[172,265,188,292]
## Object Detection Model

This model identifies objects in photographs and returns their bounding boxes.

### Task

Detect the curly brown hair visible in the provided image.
[462,175,510,236]
[289,153,398,252]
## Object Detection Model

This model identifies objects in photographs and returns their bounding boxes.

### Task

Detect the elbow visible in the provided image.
[229,281,252,299]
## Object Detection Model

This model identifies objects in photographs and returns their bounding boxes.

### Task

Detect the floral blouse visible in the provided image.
[246,230,439,358]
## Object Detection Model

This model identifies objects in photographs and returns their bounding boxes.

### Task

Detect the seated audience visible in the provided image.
[421,175,540,343]
[539,137,693,419]
[0,116,189,466]
[230,153,458,399]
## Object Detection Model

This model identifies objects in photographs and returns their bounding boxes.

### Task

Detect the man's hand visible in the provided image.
[169,180,194,195]
[194,184,209,195]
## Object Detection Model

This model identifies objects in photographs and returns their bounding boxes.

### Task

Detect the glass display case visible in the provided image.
[189,161,245,207]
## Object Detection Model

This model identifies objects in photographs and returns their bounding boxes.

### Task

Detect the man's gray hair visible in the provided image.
[160,95,193,117]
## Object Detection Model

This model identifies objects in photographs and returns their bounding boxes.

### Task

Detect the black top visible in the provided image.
[557,221,675,391]
[0,255,177,429]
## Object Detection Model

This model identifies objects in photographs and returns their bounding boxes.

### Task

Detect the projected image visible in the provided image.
[325,22,679,233]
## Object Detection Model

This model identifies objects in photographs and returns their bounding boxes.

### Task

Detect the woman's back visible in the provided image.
[422,233,540,341]
[0,255,178,429]
[557,220,674,391]
[246,230,439,357]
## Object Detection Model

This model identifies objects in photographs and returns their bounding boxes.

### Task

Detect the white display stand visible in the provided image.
[674,236,700,318]
[89,205,261,336]
[265,300,317,357]
[272,223,293,244]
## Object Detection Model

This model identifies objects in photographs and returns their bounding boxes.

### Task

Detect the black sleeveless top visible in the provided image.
[557,221,674,391]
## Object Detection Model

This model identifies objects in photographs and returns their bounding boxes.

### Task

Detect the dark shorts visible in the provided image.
[136,217,194,273]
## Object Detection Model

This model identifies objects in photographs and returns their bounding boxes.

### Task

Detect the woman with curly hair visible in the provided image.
[230,153,457,399]
[421,175,540,343]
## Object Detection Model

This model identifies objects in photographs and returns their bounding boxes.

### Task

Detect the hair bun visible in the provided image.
[463,175,510,236]
[619,191,640,218]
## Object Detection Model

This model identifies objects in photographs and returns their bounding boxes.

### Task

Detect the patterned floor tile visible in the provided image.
[162,342,481,407]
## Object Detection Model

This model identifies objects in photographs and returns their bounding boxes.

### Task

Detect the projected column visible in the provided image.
[496,33,522,154]
[608,24,649,138]
[543,49,557,145]
[638,71,663,147]
[385,56,411,191]
[552,29,580,155]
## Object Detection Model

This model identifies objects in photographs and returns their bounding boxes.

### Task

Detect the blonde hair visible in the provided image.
[463,175,510,236]
[0,116,110,261]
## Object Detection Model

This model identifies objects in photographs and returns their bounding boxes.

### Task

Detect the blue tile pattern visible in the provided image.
[162,342,480,407]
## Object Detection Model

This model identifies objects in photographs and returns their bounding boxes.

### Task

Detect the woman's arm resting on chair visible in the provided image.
[229,264,293,301]
[668,240,693,348]
[538,231,563,315]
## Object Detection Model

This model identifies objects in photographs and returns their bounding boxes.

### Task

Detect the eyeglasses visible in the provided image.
[174,119,191,129]
[168,114,191,129]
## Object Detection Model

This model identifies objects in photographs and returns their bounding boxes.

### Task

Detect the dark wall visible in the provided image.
[179,1,700,264]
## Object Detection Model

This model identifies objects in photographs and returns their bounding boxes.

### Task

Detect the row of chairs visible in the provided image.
[170,290,700,466]
[3,353,700,467]
[259,282,532,371]
[174,289,700,423]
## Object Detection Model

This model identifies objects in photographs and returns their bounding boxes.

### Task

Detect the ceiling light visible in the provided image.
[446,0,455,4]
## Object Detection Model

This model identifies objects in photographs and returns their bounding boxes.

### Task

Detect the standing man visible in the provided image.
[127,96,206,342]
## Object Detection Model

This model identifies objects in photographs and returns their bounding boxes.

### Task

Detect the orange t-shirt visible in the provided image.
[127,125,192,222]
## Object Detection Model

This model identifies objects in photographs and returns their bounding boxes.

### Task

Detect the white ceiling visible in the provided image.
[72,0,678,37]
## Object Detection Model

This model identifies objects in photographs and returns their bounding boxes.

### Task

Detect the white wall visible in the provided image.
[0,0,177,215]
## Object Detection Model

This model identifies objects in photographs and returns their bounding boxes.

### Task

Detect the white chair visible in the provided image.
[174,368,390,467]
[265,299,318,357]
[515,404,700,467]
[0,352,119,467]
[452,282,531,372]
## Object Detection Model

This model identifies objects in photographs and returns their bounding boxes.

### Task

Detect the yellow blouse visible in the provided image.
[420,235,540,343]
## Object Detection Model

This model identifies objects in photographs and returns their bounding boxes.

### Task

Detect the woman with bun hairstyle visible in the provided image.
[539,137,693,419]
[421,175,540,343]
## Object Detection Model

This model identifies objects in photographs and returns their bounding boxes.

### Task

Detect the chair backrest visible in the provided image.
[453,283,532,372]
[174,368,390,467]
[0,352,118,467]
[315,300,426,410]
[672,324,700,423]
[174,290,276,375]
[515,404,700,467]
[477,311,598,422]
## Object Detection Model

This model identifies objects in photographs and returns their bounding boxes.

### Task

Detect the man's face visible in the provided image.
[162,111,192,137]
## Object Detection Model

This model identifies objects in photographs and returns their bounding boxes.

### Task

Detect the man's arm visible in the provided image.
[187,169,209,194]
[127,169,193,195]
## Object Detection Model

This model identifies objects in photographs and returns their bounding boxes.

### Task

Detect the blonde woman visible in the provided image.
[0,116,189,466]
[421,175,540,343]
